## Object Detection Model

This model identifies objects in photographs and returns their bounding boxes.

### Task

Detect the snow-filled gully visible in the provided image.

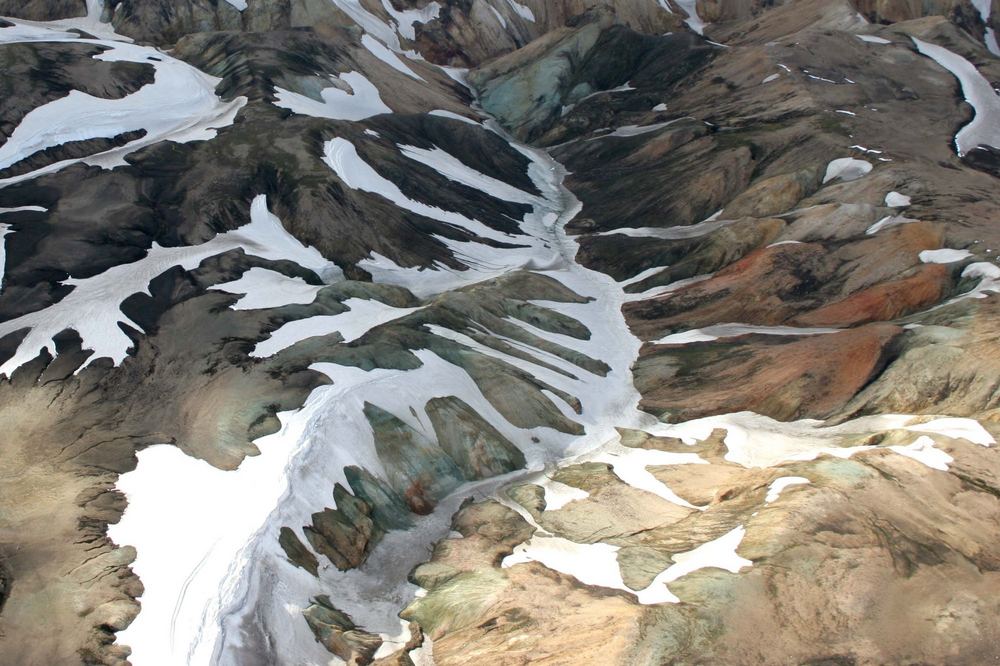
[107,126,997,666]
[110,114,676,665]
[4,7,995,666]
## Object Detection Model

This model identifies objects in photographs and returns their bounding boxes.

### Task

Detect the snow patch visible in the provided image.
[274,71,391,121]
[823,157,872,183]
[919,248,972,264]
[885,191,911,207]
[675,0,706,35]
[636,526,752,604]
[653,324,839,346]
[0,29,246,185]
[209,267,329,311]
[540,479,590,510]
[890,435,953,471]
[913,37,1000,155]
[765,477,810,503]
[0,196,337,377]
[501,500,750,605]
[326,0,439,52]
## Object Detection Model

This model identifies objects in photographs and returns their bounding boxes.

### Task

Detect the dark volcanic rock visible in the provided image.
[305,483,384,570]
[0,0,86,20]
[303,595,383,665]
[0,42,154,142]
[426,396,526,480]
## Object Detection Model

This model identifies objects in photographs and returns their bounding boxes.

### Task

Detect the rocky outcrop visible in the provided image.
[306,484,385,570]
[635,324,904,421]
[406,422,1000,665]
[414,0,680,67]
[109,0,247,44]
[426,396,526,480]
[470,20,713,142]
[0,0,85,20]
[303,596,383,665]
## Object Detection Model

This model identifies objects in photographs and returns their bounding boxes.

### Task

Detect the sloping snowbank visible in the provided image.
[0,21,245,185]
[913,37,1000,156]
[0,196,337,377]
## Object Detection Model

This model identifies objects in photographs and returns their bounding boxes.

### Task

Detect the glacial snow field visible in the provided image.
[2,1,1000,666]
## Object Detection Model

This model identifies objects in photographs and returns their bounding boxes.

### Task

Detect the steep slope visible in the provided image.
[0,1,999,665]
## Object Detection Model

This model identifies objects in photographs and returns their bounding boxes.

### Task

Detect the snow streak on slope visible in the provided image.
[675,0,707,35]
[251,298,422,357]
[273,71,391,120]
[323,138,515,243]
[506,0,535,22]
[650,411,994,468]
[0,207,41,290]
[362,34,423,80]
[0,196,338,378]
[913,37,1000,156]
[397,144,541,205]
[653,323,840,345]
[970,0,1000,56]
[765,477,810,503]
[326,0,439,53]
[0,20,246,185]
[0,223,11,288]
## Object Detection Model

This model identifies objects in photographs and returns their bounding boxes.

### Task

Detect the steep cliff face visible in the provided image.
[1,1,999,665]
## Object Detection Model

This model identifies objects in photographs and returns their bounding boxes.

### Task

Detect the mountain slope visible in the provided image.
[1,1,1000,665]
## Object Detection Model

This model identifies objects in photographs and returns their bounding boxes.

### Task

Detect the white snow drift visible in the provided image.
[0,196,337,378]
[0,22,245,185]
[913,37,1000,156]
[274,71,391,121]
